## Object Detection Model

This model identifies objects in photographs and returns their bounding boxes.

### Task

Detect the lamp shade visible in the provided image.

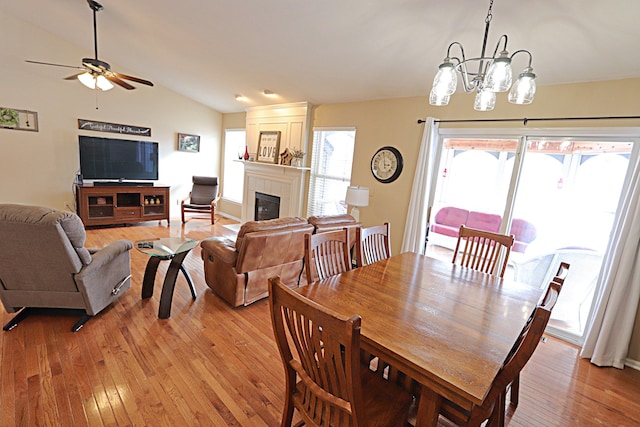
[345,186,369,207]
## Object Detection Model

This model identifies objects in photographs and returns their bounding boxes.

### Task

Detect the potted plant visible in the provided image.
[291,149,305,166]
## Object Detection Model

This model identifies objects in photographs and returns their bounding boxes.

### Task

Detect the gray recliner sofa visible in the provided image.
[0,204,133,331]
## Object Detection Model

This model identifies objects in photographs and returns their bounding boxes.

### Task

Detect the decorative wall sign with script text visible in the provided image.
[257,131,281,164]
[78,119,151,136]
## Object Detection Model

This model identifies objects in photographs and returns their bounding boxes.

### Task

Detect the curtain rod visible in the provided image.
[417,115,640,125]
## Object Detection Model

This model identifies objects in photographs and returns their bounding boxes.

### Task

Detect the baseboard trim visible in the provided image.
[217,212,240,222]
[625,358,640,371]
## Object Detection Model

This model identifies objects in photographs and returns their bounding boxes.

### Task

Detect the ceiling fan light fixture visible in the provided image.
[235,94,248,101]
[96,75,114,91]
[262,89,277,97]
[78,72,113,91]
[77,72,96,89]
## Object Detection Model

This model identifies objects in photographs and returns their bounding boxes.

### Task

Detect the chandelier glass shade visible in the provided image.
[430,0,536,111]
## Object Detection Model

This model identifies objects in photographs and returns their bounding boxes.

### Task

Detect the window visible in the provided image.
[223,129,246,203]
[307,128,356,217]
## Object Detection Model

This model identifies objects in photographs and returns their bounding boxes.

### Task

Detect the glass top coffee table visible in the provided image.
[136,237,199,319]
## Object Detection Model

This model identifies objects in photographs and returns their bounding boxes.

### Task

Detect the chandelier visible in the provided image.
[429,0,537,111]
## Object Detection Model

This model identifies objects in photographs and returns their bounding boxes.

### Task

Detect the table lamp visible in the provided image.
[345,186,369,222]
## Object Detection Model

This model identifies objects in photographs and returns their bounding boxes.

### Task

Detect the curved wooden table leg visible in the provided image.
[141,256,162,299]
[180,264,197,300]
[158,251,190,319]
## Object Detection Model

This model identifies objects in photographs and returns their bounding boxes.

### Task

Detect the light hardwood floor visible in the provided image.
[1,217,639,426]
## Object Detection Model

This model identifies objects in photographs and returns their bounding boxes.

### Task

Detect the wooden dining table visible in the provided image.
[295,251,544,427]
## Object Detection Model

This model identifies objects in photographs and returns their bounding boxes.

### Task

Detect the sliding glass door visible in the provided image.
[510,139,631,341]
[426,130,634,343]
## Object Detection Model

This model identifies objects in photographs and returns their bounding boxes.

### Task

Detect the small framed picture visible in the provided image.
[257,131,281,164]
[0,107,38,132]
[177,133,200,152]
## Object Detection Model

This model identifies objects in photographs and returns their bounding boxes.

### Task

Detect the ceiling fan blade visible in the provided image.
[26,60,85,71]
[64,73,84,80]
[113,72,154,87]
[105,74,135,90]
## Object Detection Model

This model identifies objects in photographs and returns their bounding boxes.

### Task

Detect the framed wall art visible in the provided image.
[177,133,200,152]
[0,107,38,132]
[256,131,281,164]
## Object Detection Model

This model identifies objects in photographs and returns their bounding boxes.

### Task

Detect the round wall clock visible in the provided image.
[370,146,403,183]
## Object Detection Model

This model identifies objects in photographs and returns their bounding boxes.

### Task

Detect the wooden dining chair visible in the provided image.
[437,281,560,427]
[553,261,571,285]
[355,222,391,267]
[304,229,351,284]
[509,263,570,408]
[452,225,515,278]
[268,277,413,427]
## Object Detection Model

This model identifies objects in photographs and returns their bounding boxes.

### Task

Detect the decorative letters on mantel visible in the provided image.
[78,119,151,137]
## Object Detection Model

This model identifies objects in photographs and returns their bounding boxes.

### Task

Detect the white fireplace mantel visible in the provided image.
[241,161,310,222]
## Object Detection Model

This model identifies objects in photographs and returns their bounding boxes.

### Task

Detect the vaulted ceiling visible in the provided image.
[2,0,639,113]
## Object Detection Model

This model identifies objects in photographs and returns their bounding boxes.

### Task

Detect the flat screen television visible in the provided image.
[79,136,159,181]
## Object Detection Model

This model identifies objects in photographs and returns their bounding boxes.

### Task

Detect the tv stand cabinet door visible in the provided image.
[142,187,170,221]
[76,186,116,225]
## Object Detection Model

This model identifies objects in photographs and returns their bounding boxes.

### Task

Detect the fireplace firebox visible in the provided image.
[255,192,281,221]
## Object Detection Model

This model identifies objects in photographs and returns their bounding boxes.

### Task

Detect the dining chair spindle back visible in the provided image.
[452,225,515,278]
[304,229,351,284]
[356,222,391,267]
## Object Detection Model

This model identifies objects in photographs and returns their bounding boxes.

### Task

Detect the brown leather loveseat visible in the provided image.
[200,217,314,307]
[307,214,362,249]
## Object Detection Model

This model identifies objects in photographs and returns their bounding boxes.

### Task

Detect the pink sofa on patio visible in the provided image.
[430,206,537,253]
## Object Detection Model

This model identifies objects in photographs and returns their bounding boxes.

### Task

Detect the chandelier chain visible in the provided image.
[485,0,494,24]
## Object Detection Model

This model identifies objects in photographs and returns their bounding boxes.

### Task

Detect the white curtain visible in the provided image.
[581,152,640,369]
[401,118,439,254]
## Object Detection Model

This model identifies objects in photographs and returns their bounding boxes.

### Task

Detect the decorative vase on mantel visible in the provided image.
[290,149,305,167]
[243,146,250,160]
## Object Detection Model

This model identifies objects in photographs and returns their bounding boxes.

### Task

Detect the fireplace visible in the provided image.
[242,161,309,222]
[255,192,281,221]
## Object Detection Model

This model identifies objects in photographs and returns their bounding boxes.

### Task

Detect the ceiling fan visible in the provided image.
[26,0,153,91]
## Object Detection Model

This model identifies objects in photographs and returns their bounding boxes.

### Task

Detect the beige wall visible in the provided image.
[0,12,222,219]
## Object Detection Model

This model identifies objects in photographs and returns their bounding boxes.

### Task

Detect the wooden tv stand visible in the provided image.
[76,184,170,227]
